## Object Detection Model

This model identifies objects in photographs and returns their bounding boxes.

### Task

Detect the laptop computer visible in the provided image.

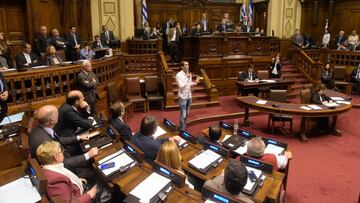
[94,49,107,59]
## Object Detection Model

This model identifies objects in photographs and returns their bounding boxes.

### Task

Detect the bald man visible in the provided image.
[33,25,52,56]
[54,90,94,155]
[77,60,99,115]
[29,105,98,179]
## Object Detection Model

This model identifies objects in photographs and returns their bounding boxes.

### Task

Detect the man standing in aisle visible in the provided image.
[176,61,202,130]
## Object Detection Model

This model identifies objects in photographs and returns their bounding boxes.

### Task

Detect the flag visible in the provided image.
[249,0,253,23]
[241,2,247,24]
[325,18,328,29]
[142,0,148,26]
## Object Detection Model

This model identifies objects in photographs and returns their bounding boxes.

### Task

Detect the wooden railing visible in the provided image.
[159,52,175,106]
[127,39,163,54]
[122,54,158,76]
[200,69,218,102]
[304,49,360,66]
[3,57,122,108]
[292,49,322,83]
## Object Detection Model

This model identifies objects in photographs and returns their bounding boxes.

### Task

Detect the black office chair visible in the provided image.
[267,89,293,134]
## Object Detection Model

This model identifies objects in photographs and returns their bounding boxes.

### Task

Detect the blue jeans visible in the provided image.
[179,98,192,130]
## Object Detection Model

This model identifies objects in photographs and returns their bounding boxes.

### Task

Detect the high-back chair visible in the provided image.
[257,70,270,98]
[267,89,293,134]
[107,80,133,119]
[144,75,163,110]
[126,77,147,112]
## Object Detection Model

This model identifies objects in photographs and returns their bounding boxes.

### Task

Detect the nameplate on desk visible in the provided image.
[188,149,222,174]
[128,172,172,203]
[239,156,273,174]
[262,137,287,149]
[202,186,240,203]
[97,149,137,178]
[179,130,197,144]
[163,118,178,132]
[152,126,167,139]
[219,121,233,131]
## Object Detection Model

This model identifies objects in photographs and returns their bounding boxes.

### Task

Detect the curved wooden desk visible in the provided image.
[236,90,352,142]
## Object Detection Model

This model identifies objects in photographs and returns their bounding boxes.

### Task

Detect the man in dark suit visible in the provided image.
[200,13,210,33]
[29,105,98,179]
[239,65,259,96]
[50,28,66,50]
[167,22,182,63]
[54,90,94,155]
[0,72,8,124]
[218,19,227,33]
[351,63,360,93]
[335,30,347,50]
[198,125,222,147]
[100,25,115,47]
[311,85,333,133]
[15,43,40,69]
[109,101,132,141]
[92,35,107,49]
[64,26,81,61]
[77,60,99,115]
[131,115,181,162]
[33,25,52,57]
[292,29,304,49]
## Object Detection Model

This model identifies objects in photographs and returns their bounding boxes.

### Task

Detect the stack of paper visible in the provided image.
[189,149,221,169]
[98,150,134,176]
[152,126,167,139]
[300,106,312,110]
[260,79,276,83]
[233,141,248,155]
[323,102,339,107]
[308,105,322,110]
[129,172,171,203]
[264,144,284,155]
[256,100,267,105]
[336,101,351,105]
[330,97,344,101]
[0,177,41,203]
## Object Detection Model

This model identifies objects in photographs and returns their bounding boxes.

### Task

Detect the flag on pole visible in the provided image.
[142,0,148,27]
[249,0,253,23]
[241,2,247,25]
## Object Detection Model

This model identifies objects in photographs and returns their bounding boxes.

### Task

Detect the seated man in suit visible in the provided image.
[239,65,259,96]
[245,137,292,171]
[204,159,254,203]
[29,105,98,179]
[46,45,63,66]
[335,30,347,50]
[311,85,334,133]
[192,23,202,36]
[92,35,107,49]
[198,125,222,146]
[15,43,40,69]
[36,141,98,203]
[351,63,360,93]
[109,101,132,141]
[64,26,81,61]
[217,19,227,33]
[131,115,181,162]
[77,60,99,115]
[54,90,94,155]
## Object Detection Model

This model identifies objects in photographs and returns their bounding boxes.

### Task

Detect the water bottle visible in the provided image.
[233,119,239,135]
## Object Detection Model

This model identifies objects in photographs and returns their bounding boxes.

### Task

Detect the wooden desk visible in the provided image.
[236,79,294,97]
[236,90,352,142]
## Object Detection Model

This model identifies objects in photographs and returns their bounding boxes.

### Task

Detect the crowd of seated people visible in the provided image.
[292,28,360,51]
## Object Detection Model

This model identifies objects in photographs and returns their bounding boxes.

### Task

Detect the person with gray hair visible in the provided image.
[246,137,292,171]
[77,60,99,115]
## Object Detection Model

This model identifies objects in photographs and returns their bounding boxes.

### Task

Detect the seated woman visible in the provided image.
[321,63,335,89]
[156,141,194,189]
[80,43,95,60]
[109,101,133,140]
[244,137,292,171]
[46,45,63,66]
[36,141,97,203]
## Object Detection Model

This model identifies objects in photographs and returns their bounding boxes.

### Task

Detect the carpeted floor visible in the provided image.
[126,96,360,203]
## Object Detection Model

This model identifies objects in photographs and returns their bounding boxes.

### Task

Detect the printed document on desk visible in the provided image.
[152,126,167,139]
[335,101,351,105]
[308,105,322,110]
[188,149,221,170]
[256,100,267,105]
[98,150,135,176]
[129,172,171,203]
[330,97,344,101]
[264,144,284,155]
[323,102,339,107]
[0,176,41,203]
[260,79,276,83]
[233,141,248,155]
